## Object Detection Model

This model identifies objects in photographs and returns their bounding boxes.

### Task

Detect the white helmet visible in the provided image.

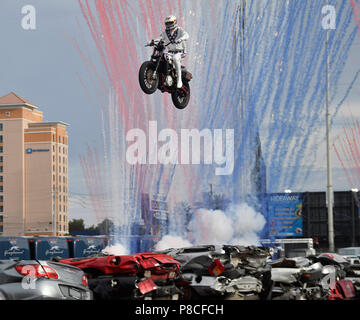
[165,15,177,31]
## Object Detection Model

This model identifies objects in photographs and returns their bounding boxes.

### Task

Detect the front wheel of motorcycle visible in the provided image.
[171,82,190,110]
[139,61,159,94]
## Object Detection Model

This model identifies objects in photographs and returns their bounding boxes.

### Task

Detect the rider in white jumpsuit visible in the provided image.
[154,15,189,89]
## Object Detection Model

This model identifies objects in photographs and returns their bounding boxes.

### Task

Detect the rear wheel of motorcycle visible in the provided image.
[171,82,190,109]
[139,61,159,94]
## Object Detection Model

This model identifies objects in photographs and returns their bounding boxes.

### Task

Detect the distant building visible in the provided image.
[0,92,69,236]
[141,193,169,237]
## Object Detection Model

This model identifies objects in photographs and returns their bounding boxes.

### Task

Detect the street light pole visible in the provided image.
[326,16,335,252]
[53,185,57,236]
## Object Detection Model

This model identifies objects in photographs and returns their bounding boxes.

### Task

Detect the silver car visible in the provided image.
[0,259,93,300]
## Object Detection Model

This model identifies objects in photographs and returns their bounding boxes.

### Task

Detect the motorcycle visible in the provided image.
[139,39,192,110]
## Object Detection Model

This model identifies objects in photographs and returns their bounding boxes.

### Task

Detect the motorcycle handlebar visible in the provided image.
[145,40,171,47]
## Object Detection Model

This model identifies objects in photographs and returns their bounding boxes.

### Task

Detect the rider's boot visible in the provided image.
[173,54,183,89]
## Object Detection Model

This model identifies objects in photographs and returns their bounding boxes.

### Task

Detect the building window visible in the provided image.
[0,123,3,131]
[62,137,64,144]
[0,176,2,182]
[0,206,3,212]
[0,215,3,223]
[0,136,3,143]
[0,166,3,173]
[53,145,55,152]
[0,156,2,162]
[0,195,3,202]
[0,225,3,233]
[0,146,3,153]
[59,136,61,143]
[59,156,61,163]
[0,186,3,193]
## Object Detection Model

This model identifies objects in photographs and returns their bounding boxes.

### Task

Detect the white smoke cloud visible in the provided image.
[102,243,128,255]
[188,208,234,244]
[156,203,266,249]
[154,235,192,251]
[230,203,266,246]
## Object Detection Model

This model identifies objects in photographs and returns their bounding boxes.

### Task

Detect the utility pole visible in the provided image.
[325,8,335,252]
[53,185,57,236]
[352,191,355,247]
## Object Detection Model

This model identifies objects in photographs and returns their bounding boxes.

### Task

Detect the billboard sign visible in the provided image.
[267,193,303,238]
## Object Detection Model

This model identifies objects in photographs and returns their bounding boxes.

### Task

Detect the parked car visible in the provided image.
[0,259,92,300]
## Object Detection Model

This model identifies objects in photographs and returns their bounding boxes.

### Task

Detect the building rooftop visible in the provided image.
[0,92,38,109]
[28,121,70,127]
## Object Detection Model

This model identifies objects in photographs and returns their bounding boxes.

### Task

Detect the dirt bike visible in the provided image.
[138,39,192,110]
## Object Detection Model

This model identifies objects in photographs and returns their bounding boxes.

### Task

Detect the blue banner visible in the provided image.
[267,193,303,238]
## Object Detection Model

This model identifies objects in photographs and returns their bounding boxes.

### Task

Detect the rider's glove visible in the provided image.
[175,38,183,44]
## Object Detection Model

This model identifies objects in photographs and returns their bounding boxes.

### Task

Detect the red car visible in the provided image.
[58,252,182,300]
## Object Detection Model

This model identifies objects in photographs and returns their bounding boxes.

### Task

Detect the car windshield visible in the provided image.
[74,237,106,257]
[0,237,31,260]
[35,238,70,260]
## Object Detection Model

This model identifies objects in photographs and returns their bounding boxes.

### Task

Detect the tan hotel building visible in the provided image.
[0,92,69,236]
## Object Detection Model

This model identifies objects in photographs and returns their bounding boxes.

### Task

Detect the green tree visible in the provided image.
[69,218,85,233]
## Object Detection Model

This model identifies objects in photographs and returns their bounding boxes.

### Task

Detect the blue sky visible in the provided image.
[0,1,359,226]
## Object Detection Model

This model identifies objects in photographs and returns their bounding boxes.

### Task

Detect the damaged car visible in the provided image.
[160,245,273,300]
[270,257,336,300]
[314,253,357,300]
[57,252,183,300]
[270,253,358,300]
